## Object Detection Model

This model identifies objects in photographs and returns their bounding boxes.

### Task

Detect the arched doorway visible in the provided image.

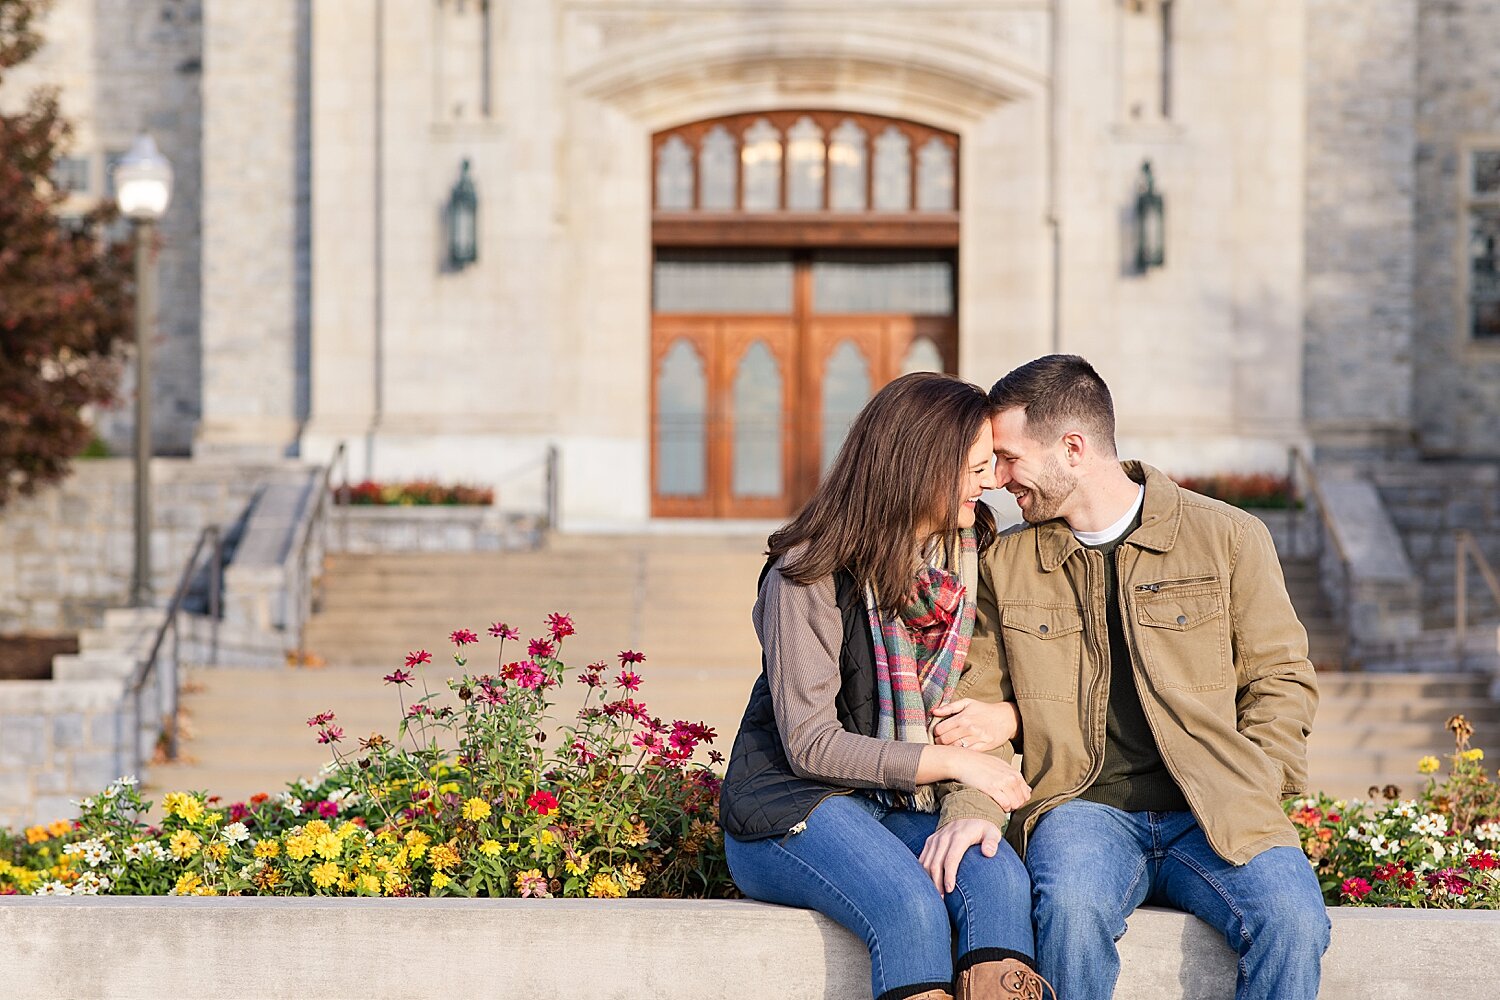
[650,111,960,518]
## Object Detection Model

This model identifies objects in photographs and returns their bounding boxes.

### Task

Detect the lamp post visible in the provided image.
[447,159,478,270]
[1134,159,1165,273]
[113,133,173,608]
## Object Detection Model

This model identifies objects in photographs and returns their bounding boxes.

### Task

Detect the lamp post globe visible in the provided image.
[113,133,173,608]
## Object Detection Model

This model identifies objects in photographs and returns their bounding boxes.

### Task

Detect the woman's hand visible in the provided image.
[930,698,1020,753]
[918,818,1004,895]
[952,751,1032,813]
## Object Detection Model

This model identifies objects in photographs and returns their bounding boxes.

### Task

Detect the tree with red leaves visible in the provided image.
[0,0,131,507]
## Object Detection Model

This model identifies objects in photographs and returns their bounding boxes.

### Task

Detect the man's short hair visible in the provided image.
[988,354,1117,455]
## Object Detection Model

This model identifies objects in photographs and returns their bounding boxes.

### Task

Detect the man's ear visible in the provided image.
[1061,430,1087,467]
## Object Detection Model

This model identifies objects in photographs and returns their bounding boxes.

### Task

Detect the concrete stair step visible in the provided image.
[1314,673,1491,698]
[1308,721,1489,750]
[1313,696,1500,726]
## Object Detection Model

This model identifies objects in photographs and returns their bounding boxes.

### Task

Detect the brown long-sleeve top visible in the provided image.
[755,558,1013,830]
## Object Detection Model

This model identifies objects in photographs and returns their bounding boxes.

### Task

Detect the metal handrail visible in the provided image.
[291,441,348,658]
[125,523,223,765]
[1454,529,1500,655]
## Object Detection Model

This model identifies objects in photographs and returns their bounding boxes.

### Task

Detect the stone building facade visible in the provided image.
[6,1,1500,527]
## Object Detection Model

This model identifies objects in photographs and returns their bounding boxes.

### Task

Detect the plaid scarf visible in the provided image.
[866,528,978,812]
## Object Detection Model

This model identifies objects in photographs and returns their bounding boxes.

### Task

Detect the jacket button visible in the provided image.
[1176,615,1188,625]
[1038,624,1049,634]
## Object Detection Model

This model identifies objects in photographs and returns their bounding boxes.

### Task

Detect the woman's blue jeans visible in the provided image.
[1027,799,1330,1000]
[725,793,1035,1000]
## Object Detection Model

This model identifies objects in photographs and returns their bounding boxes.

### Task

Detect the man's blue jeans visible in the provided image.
[726,794,1035,1000]
[1027,799,1330,1000]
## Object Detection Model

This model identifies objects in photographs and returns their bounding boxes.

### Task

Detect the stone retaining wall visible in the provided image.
[0,898,1494,999]
[327,505,544,554]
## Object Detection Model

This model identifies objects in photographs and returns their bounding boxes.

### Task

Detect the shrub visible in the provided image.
[1174,472,1297,510]
[334,480,494,506]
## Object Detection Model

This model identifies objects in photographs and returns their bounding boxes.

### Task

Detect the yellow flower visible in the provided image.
[462,798,492,822]
[479,840,502,857]
[438,782,460,796]
[313,832,344,860]
[162,792,204,825]
[1463,748,1485,763]
[360,873,382,895]
[428,843,461,872]
[336,821,360,840]
[509,842,519,853]
[205,811,224,826]
[202,842,229,863]
[304,820,333,839]
[564,855,590,877]
[47,819,72,838]
[404,830,431,849]
[1418,756,1441,774]
[622,820,650,847]
[383,871,405,894]
[284,834,315,861]
[173,872,203,895]
[618,863,645,893]
[529,829,558,851]
[587,872,623,898]
[169,830,202,859]
[24,826,48,845]
[253,840,281,859]
[430,872,451,890]
[310,862,340,889]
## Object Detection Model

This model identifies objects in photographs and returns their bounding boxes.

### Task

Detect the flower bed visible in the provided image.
[1291,714,1500,908]
[334,480,494,506]
[1173,472,1297,509]
[1,615,730,899]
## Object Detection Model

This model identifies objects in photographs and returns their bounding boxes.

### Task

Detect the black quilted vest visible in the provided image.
[718,561,879,841]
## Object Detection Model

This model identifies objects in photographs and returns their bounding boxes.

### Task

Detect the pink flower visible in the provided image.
[546,612,576,640]
[618,650,646,665]
[384,667,414,686]
[406,703,430,719]
[450,629,480,647]
[316,800,339,818]
[616,669,642,692]
[489,622,520,640]
[1340,877,1372,901]
[307,711,336,728]
[708,749,725,765]
[1426,868,1472,896]
[577,669,603,688]
[571,739,598,764]
[517,871,551,899]
[317,725,344,745]
[404,650,432,668]
[526,790,559,816]
[632,731,665,755]
[528,638,556,660]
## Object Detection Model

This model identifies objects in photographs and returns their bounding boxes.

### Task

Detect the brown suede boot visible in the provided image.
[901,991,954,1000]
[955,958,1057,1000]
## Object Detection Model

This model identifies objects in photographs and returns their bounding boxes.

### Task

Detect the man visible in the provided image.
[971,354,1328,999]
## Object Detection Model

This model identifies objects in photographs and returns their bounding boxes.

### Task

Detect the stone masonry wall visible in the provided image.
[1371,462,1500,630]
[1302,0,1418,455]
[0,459,292,634]
[1414,1,1500,457]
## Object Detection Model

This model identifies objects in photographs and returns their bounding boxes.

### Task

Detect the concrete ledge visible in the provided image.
[1,898,1496,999]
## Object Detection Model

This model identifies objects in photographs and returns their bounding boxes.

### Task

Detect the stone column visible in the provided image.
[195,0,307,459]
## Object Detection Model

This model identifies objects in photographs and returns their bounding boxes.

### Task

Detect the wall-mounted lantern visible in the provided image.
[447,159,478,270]
[1134,159,1165,273]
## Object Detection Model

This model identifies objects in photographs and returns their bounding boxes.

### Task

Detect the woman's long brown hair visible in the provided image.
[768,372,997,616]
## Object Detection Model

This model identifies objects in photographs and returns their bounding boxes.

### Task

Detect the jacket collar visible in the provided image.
[1034,461,1182,572]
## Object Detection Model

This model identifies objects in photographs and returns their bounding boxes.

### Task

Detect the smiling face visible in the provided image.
[954,421,998,530]
[990,406,1078,524]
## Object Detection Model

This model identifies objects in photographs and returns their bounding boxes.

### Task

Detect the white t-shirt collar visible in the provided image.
[1071,485,1145,547]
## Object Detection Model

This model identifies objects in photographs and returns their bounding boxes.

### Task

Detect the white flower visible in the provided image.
[1414,813,1450,838]
[221,822,250,844]
[122,842,147,862]
[33,881,72,896]
[117,775,138,787]
[102,785,119,799]
[1475,822,1500,843]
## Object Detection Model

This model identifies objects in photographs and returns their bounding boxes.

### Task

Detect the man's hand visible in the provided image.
[931,698,1020,753]
[918,818,1004,894]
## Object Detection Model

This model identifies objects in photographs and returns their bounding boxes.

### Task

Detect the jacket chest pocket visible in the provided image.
[1000,604,1084,702]
[1132,583,1229,692]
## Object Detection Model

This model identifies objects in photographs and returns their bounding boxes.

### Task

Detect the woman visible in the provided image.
[718,373,1051,1000]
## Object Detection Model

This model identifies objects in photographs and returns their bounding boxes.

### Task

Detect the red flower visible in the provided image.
[708,749,725,765]
[571,739,598,764]
[488,622,520,640]
[384,667,414,686]
[578,669,603,688]
[316,725,344,745]
[1288,806,1322,828]
[450,629,479,647]
[1467,851,1499,871]
[526,790,559,816]
[1372,862,1407,883]
[618,650,646,665]
[616,669,642,692]
[405,650,432,668]
[1426,868,1472,896]
[1340,877,1372,901]
[307,711,336,728]
[249,793,270,806]
[546,612,576,640]
[528,638,556,660]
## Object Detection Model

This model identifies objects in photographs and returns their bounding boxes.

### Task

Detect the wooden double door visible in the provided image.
[651,249,957,518]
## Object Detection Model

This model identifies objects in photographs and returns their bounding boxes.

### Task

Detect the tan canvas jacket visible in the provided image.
[970,462,1318,866]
